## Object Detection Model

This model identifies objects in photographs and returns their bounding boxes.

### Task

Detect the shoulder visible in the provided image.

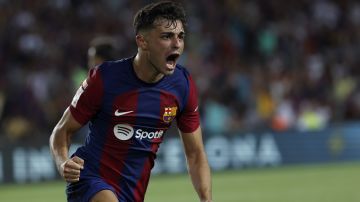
[170,64,193,86]
[96,57,132,73]
[174,64,191,78]
[90,57,134,90]
[166,64,196,100]
[95,57,133,81]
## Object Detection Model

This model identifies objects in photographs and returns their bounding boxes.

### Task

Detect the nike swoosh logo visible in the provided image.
[194,106,199,112]
[114,110,133,116]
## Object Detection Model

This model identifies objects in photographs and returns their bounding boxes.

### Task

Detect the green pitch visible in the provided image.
[0,162,359,202]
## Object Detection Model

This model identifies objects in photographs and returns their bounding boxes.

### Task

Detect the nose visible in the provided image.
[172,37,181,49]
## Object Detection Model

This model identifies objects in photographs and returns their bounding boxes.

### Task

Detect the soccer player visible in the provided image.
[49,1,212,202]
[72,36,118,91]
[87,36,118,69]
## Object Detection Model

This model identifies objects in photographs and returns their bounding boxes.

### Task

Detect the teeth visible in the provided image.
[166,60,175,68]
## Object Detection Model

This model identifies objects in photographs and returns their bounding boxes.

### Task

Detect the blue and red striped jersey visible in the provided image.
[69,57,200,201]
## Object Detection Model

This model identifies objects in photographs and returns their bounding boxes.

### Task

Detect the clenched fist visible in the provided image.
[60,156,84,182]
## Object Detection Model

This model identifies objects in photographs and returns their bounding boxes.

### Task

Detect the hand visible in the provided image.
[60,156,84,182]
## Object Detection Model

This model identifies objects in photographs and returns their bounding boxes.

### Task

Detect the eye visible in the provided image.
[161,34,171,39]
[178,34,185,40]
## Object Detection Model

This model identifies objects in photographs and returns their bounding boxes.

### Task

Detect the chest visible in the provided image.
[100,88,181,129]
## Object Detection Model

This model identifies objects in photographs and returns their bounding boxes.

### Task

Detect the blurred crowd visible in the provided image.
[1,0,360,144]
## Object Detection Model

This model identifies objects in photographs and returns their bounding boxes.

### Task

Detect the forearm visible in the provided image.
[49,127,71,173]
[187,151,212,202]
[49,108,81,173]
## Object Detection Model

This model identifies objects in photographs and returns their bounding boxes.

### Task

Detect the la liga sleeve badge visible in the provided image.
[163,107,177,123]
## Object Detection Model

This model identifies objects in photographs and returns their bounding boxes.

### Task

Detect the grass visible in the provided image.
[0,162,359,202]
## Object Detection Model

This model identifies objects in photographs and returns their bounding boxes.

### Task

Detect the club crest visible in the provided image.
[163,107,177,123]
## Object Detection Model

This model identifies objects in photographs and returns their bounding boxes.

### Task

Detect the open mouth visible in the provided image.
[166,53,180,64]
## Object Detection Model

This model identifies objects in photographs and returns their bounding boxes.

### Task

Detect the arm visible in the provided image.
[180,126,212,202]
[49,107,84,182]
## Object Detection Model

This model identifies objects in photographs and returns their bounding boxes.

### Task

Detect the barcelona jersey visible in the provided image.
[67,57,200,202]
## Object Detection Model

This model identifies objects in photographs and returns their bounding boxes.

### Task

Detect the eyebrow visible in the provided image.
[161,31,186,36]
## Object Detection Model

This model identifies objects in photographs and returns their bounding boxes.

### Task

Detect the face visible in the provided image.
[139,18,185,76]
[87,47,97,68]
[87,46,104,69]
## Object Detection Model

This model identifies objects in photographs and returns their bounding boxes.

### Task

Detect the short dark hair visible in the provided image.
[133,1,187,34]
[89,36,117,60]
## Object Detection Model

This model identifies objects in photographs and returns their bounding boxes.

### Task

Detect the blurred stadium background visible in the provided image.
[0,0,360,201]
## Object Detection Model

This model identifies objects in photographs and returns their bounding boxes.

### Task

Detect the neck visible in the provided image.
[133,52,164,83]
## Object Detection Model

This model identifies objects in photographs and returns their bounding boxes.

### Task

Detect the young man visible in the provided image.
[87,36,118,69]
[73,36,118,91]
[49,1,212,202]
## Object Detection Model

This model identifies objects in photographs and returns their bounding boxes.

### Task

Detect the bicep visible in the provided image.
[180,126,205,158]
[177,75,200,133]
[54,107,83,136]
[69,67,104,125]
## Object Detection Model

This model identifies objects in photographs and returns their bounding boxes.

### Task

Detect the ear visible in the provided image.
[136,34,148,51]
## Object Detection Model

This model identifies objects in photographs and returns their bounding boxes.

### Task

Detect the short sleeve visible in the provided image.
[176,75,200,133]
[69,67,104,125]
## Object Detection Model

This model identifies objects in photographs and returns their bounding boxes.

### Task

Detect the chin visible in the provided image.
[163,70,175,75]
